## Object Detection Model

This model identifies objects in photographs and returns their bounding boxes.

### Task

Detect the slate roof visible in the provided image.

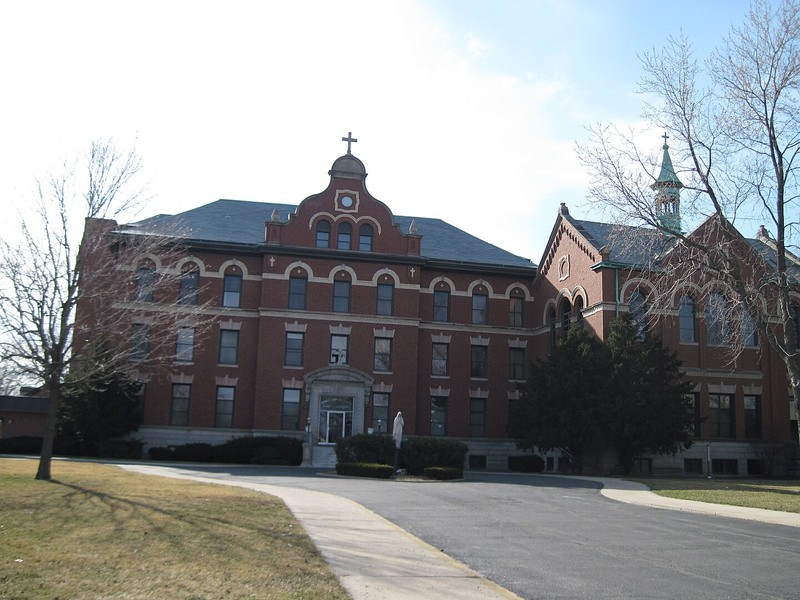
[567,215,798,277]
[122,199,535,270]
[566,217,673,266]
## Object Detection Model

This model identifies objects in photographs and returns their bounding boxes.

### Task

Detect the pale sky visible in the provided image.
[0,0,754,263]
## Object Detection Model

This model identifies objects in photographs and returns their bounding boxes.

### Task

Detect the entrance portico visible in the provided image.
[304,365,374,468]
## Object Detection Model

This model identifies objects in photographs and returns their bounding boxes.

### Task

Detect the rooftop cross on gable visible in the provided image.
[342,131,358,154]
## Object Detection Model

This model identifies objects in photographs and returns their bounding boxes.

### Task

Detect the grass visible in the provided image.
[634,478,800,513]
[0,458,349,599]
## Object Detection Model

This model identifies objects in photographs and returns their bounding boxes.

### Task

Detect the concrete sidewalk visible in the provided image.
[590,476,800,528]
[121,464,521,600]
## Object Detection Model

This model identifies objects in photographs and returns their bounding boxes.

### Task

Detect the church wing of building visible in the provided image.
[77,142,537,468]
[532,140,798,476]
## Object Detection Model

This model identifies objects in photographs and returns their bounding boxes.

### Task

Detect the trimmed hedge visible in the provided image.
[0,436,43,454]
[424,466,463,480]
[335,433,396,466]
[147,436,303,465]
[401,437,468,476]
[336,462,394,479]
[508,454,545,473]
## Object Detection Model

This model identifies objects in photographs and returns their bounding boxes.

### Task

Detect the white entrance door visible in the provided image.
[318,396,354,444]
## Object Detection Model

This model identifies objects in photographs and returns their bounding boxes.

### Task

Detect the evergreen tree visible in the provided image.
[58,346,143,456]
[511,326,613,471]
[605,317,695,474]
[512,319,694,473]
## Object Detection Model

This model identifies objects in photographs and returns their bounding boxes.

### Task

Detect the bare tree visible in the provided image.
[0,140,208,480]
[577,0,800,440]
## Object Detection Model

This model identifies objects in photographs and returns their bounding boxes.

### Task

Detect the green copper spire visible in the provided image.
[651,133,683,233]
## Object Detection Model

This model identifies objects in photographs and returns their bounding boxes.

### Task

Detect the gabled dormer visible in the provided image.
[265,133,421,257]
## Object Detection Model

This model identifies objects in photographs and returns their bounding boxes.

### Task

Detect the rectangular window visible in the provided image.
[708,393,735,438]
[333,280,351,313]
[170,383,190,426]
[470,398,486,437]
[508,348,525,381]
[284,332,304,367]
[744,395,761,438]
[130,323,150,360]
[509,297,524,327]
[135,267,154,302]
[472,293,488,325]
[372,392,390,433]
[179,271,199,305]
[432,342,449,376]
[330,334,348,364]
[433,290,450,322]
[215,386,235,427]
[281,389,301,430]
[373,338,392,372]
[288,277,307,310]
[712,458,739,475]
[431,396,447,436]
[223,273,242,308]
[376,283,394,316]
[175,327,195,362]
[218,329,239,365]
[684,458,703,474]
[471,345,488,378]
[686,392,700,436]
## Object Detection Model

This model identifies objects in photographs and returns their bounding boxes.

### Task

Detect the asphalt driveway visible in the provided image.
[129,465,800,600]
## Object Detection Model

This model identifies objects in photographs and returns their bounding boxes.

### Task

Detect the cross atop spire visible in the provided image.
[342,131,358,154]
[662,131,669,146]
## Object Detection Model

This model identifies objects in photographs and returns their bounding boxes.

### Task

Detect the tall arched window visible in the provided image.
[679,295,696,343]
[629,289,647,341]
[358,224,373,251]
[337,222,352,250]
[574,296,584,328]
[315,220,331,248]
[547,307,557,352]
[559,298,571,334]
[706,292,728,345]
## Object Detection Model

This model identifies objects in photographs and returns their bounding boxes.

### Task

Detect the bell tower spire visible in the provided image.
[651,133,683,233]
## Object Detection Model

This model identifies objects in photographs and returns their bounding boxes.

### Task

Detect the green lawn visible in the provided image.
[0,458,349,599]
[634,478,800,513]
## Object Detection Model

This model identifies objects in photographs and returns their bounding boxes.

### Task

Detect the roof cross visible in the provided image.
[342,131,358,154]
[662,131,669,146]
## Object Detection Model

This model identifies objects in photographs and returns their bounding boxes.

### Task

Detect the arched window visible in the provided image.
[547,307,557,352]
[337,222,352,250]
[359,224,373,251]
[679,295,696,343]
[629,289,647,341]
[509,290,524,327]
[706,292,729,345]
[135,264,155,302]
[560,298,571,334]
[574,296,584,328]
[315,220,331,248]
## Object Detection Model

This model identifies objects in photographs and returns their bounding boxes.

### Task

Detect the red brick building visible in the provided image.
[86,144,536,468]
[77,137,798,474]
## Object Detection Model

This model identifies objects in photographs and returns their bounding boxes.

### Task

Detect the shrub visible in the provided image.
[336,462,394,478]
[0,436,43,454]
[424,466,463,480]
[171,443,214,462]
[249,437,302,466]
[97,439,143,459]
[508,454,545,473]
[148,446,173,460]
[335,434,396,466]
[401,437,468,476]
